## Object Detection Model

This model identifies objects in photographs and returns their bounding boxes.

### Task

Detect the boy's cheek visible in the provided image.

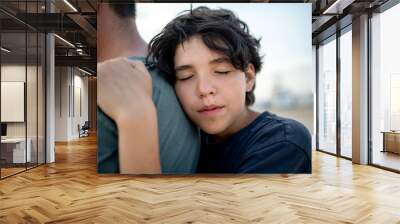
[176,88,194,109]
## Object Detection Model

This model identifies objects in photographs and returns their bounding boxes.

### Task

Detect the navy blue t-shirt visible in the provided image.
[197,111,311,173]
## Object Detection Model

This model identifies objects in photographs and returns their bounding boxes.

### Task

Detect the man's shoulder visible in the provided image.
[97,107,117,133]
[97,107,119,173]
[127,56,167,80]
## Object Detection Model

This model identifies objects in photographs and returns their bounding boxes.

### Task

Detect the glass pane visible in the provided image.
[318,37,337,154]
[38,32,45,165]
[340,29,352,158]
[1,31,27,177]
[371,3,400,171]
[1,1,46,178]
[26,0,38,169]
[27,31,38,169]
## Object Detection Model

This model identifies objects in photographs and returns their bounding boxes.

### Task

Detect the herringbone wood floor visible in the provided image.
[1,135,400,223]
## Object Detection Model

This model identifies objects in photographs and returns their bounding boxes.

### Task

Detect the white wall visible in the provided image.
[1,65,38,138]
[1,64,46,164]
[75,73,89,135]
[55,66,69,141]
[54,67,89,141]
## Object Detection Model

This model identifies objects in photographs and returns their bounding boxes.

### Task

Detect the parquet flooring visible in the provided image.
[1,163,46,178]
[1,167,26,178]
[1,134,400,223]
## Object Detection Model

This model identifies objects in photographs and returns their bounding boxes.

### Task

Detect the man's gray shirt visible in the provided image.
[97,56,200,173]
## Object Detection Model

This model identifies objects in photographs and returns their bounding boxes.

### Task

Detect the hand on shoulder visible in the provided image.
[97,57,153,124]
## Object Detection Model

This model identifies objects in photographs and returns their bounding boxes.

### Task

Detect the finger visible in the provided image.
[127,60,148,74]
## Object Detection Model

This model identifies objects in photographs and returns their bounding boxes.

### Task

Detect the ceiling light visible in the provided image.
[78,67,92,76]
[1,47,11,53]
[63,0,78,12]
[322,0,354,15]
[54,34,75,48]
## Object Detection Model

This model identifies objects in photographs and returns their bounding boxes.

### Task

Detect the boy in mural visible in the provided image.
[98,4,311,173]
[146,6,312,173]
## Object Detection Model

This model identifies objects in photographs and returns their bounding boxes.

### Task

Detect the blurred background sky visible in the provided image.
[136,3,313,132]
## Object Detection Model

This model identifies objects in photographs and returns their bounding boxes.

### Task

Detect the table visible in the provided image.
[381,131,400,154]
[1,138,32,163]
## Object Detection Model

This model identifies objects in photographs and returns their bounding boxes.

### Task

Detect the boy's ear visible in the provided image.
[245,63,256,92]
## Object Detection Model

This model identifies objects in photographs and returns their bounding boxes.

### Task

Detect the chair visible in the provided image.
[79,121,90,138]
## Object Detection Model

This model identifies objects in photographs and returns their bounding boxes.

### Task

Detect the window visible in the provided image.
[340,28,352,158]
[371,2,400,171]
[318,36,337,154]
[0,1,46,179]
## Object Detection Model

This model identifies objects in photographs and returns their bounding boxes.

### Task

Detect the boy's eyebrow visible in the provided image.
[209,57,231,65]
[174,57,231,72]
[175,64,193,73]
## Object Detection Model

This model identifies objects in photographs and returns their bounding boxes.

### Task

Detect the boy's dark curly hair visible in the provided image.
[146,6,263,106]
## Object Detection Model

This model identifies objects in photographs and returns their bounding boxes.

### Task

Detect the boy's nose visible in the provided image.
[197,78,216,98]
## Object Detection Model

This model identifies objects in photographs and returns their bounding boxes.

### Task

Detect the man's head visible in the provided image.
[147,7,263,137]
[109,3,136,18]
[98,2,136,29]
[98,2,147,62]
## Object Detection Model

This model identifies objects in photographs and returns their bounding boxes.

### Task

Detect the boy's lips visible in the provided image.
[198,105,225,116]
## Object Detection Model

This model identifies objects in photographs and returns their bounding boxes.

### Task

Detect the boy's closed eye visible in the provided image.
[215,70,232,75]
[177,70,231,80]
[177,74,194,81]
[213,61,235,75]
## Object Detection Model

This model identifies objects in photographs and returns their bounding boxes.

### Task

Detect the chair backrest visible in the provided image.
[82,121,90,129]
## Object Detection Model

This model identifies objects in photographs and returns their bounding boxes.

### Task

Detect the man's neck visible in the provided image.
[98,26,148,62]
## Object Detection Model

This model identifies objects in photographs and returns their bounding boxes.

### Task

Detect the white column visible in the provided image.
[352,14,369,164]
[46,33,55,163]
[45,0,55,163]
